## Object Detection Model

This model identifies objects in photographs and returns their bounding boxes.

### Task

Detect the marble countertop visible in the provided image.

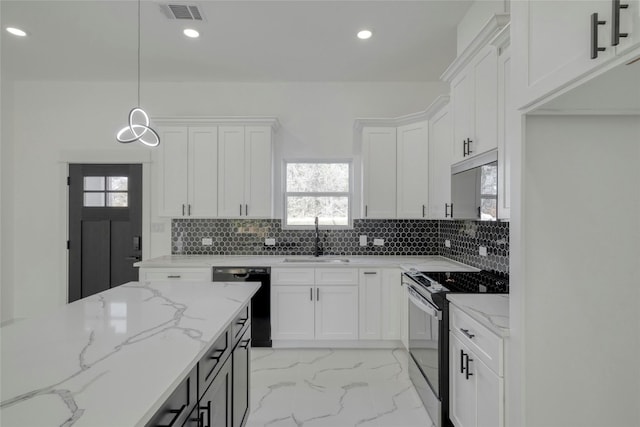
[135,255,479,272]
[0,281,260,427]
[447,294,510,337]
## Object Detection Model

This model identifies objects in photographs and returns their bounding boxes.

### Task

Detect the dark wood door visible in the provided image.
[68,164,142,302]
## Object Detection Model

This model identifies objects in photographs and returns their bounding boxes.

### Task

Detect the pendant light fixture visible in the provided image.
[116,0,160,147]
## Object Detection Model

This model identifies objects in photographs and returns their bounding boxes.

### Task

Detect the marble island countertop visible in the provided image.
[135,255,479,272]
[446,293,510,337]
[0,281,260,427]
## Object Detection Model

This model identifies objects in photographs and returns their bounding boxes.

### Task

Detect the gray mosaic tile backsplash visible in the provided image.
[171,218,509,273]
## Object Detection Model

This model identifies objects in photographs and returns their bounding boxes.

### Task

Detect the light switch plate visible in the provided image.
[202,237,213,246]
[445,239,451,248]
[265,238,276,246]
[479,246,488,256]
[373,238,384,246]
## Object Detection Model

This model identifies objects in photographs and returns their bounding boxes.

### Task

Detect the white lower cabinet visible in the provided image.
[271,268,358,341]
[358,268,401,340]
[449,304,504,427]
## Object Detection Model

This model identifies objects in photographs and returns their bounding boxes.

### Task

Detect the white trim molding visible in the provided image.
[151,116,281,131]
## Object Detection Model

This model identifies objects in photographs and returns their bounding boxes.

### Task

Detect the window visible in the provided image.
[284,162,351,227]
[83,176,128,207]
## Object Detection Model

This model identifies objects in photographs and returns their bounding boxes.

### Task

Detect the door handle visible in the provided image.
[125,256,141,261]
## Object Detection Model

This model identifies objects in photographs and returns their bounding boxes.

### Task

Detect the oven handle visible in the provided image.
[407,285,442,320]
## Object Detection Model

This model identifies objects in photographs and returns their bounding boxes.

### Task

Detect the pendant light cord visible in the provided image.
[137,0,141,107]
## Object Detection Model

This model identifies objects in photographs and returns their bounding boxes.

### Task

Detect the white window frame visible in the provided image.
[282,159,354,229]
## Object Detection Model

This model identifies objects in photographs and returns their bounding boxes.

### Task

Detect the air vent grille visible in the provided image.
[167,4,203,20]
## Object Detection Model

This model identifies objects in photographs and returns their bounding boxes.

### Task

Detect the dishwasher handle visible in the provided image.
[407,286,442,320]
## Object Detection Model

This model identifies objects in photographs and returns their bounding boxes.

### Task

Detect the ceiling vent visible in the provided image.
[164,4,204,21]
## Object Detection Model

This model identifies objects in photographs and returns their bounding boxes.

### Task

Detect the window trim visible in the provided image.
[282,159,354,230]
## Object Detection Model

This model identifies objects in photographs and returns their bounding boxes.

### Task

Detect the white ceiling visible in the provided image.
[1,0,472,82]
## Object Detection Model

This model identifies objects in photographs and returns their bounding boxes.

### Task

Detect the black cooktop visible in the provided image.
[422,270,509,294]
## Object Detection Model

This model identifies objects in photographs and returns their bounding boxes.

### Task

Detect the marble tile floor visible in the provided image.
[246,348,435,427]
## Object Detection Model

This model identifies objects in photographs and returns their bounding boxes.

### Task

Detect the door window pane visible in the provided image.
[84,176,105,191]
[107,193,128,207]
[84,192,105,207]
[107,177,128,191]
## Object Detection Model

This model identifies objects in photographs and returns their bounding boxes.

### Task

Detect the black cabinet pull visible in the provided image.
[612,0,629,46]
[188,204,191,216]
[316,287,320,301]
[422,205,426,217]
[462,139,467,157]
[209,349,225,361]
[310,287,313,301]
[445,203,451,218]
[160,404,186,427]
[167,275,181,279]
[365,205,368,217]
[240,339,251,349]
[460,349,465,374]
[591,13,607,59]
[477,206,481,218]
[465,354,474,380]
[460,328,476,339]
[236,318,248,327]
[363,271,377,275]
[245,204,248,216]
[182,204,185,216]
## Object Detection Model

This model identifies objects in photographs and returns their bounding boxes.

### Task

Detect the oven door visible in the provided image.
[407,285,442,398]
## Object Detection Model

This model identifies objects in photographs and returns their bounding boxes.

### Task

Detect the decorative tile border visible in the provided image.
[172,218,509,274]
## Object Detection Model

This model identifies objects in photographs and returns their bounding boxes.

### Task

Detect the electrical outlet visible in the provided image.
[479,246,488,256]
[373,238,384,246]
[359,235,368,246]
[445,239,451,248]
[264,238,276,246]
[202,237,213,246]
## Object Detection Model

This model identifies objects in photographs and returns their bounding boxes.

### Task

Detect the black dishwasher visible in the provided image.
[212,267,271,348]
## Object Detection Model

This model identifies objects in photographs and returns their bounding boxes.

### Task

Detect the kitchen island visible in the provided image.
[0,281,260,427]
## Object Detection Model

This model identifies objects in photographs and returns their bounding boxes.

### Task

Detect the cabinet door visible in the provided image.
[203,357,232,427]
[513,0,613,108]
[362,127,397,218]
[428,104,453,219]
[473,46,499,157]
[188,127,218,217]
[157,127,188,217]
[244,126,272,218]
[381,268,401,340]
[450,334,477,427]
[451,69,475,164]
[233,328,251,427]
[497,47,512,220]
[218,126,246,217]
[396,121,429,218]
[271,286,315,340]
[476,355,503,427]
[315,286,358,340]
[359,270,382,340]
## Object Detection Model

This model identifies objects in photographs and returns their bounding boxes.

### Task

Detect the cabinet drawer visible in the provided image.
[231,304,251,346]
[140,268,211,282]
[145,365,197,427]
[450,304,503,376]
[198,327,231,399]
[271,268,314,285]
[315,268,358,285]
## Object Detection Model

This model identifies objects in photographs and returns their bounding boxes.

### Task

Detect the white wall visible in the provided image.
[3,80,447,320]
[523,115,640,427]
[1,77,15,324]
[456,0,508,55]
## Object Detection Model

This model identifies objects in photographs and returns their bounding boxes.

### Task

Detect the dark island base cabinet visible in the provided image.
[146,303,252,427]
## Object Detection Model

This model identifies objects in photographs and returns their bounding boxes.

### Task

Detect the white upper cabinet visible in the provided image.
[396,121,429,218]
[428,100,453,219]
[512,0,640,109]
[156,126,217,217]
[450,45,499,164]
[218,125,273,218]
[361,127,397,218]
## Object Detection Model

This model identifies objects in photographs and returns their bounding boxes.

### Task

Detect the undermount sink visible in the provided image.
[283,258,350,263]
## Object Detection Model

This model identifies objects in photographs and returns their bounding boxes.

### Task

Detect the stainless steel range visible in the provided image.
[403,269,508,427]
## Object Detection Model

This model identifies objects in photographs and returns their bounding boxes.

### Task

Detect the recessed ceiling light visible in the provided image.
[183,28,199,38]
[357,30,372,40]
[6,27,27,37]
